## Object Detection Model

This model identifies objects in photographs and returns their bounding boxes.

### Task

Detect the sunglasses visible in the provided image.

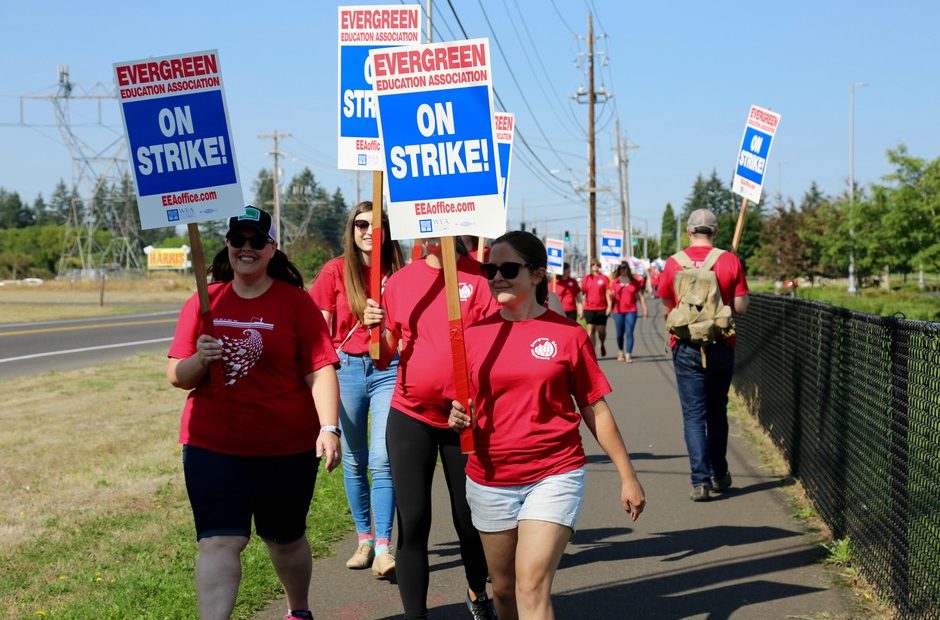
[228,233,270,250]
[353,220,373,231]
[480,261,534,280]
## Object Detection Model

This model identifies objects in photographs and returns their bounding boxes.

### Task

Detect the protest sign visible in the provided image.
[600,228,624,269]
[337,5,421,171]
[546,238,565,276]
[370,38,506,240]
[731,105,782,251]
[494,111,515,212]
[145,247,188,270]
[114,50,243,229]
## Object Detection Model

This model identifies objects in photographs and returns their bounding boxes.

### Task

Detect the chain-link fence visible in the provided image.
[733,293,940,619]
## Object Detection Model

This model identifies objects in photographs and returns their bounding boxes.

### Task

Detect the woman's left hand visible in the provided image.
[316,431,341,472]
[448,399,473,432]
[621,477,646,521]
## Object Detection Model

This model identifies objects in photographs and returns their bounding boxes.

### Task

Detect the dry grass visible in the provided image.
[0,353,351,619]
[0,355,183,559]
[0,276,192,323]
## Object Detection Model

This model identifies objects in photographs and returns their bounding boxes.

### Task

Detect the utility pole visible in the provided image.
[614,119,638,257]
[258,130,291,246]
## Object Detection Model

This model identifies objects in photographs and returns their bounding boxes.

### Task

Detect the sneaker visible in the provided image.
[690,485,711,502]
[371,550,396,577]
[284,611,314,620]
[625,353,633,364]
[345,542,374,569]
[600,342,607,357]
[711,472,732,492]
[466,591,498,619]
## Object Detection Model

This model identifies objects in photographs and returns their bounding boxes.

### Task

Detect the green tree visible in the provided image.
[660,203,677,256]
[48,179,75,225]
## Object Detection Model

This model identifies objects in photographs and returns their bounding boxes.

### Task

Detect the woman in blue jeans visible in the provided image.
[310,202,404,577]
[611,262,648,362]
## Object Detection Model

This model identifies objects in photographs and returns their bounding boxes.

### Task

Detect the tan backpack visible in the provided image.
[665,248,735,348]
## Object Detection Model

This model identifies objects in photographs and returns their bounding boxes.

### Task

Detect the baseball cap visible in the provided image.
[228,206,276,241]
[687,209,718,233]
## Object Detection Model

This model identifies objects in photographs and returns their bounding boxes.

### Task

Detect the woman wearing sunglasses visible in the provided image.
[448,231,646,620]
[365,236,499,620]
[309,202,404,578]
[167,206,341,620]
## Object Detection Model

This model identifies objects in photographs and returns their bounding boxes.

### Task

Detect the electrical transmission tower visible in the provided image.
[15,65,139,276]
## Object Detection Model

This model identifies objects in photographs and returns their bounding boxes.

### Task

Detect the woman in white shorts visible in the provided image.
[449,231,646,620]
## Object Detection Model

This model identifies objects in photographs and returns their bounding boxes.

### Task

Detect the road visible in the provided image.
[0,310,179,381]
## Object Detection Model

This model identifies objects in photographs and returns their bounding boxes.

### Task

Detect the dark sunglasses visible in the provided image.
[353,220,373,231]
[227,233,270,250]
[480,261,533,280]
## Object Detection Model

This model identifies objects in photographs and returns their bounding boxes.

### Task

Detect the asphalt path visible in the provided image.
[0,309,179,381]
[255,299,855,619]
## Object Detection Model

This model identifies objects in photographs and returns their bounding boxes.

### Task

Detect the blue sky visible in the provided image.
[1,1,938,246]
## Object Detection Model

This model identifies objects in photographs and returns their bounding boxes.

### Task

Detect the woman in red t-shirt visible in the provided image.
[610,262,649,363]
[167,207,340,620]
[365,237,500,619]
[310,202,404,578]
[448,231,645,620]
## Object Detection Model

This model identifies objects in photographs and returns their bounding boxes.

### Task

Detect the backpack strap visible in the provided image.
[672,250,695,270]
[701,247,725,271]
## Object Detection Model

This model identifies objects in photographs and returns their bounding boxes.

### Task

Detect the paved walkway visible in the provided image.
[256,302,854,619]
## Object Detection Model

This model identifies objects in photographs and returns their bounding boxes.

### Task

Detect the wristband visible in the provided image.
[320,425,341,437]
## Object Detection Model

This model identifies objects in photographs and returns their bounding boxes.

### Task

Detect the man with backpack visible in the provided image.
[659,209,750,501]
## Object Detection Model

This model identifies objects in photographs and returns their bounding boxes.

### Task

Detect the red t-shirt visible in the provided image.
[581,273,611,311]
[309,256,385,356]
[383,255,499,427]
[553,276,581,313]
[658,246,749,348]
[611,277,644,313]
[463,311,611,486]
[168,280,338,456]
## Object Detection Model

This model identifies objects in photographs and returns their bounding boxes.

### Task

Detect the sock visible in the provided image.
[288,610,313,620]
[376,538,390,555]
[357,533,375,546]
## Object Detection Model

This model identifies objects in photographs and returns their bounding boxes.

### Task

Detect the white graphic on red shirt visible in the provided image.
[530,337,558,360]
[220,328,264,386]
[458,282,473,301]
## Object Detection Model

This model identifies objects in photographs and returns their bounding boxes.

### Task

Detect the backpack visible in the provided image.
[664,248,735,346]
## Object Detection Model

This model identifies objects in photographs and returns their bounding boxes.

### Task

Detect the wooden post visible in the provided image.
[370,172,384,360]
[187,223,223,388]
[476,238,486,262]
[731,196,749,253]
[440,236,474,454]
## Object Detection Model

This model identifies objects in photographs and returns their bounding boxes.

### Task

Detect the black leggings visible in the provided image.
[387,407,489,619]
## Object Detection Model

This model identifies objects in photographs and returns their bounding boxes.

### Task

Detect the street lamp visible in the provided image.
[848,81,868,295]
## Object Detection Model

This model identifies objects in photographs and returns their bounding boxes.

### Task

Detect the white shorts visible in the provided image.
[465,467,586,533]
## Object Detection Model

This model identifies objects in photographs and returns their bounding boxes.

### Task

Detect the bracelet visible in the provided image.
[320,424,341,437]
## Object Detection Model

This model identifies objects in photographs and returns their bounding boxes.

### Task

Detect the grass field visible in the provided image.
[0,277,192,323]
[0,353,352,619]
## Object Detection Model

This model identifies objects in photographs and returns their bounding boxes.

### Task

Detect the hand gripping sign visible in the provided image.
[731,104,781,251]
[115,49,244,388]
[370,38,506,241]
[114,50,243,229]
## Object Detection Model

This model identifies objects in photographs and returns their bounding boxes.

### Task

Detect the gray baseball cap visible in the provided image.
[687,209,718,233]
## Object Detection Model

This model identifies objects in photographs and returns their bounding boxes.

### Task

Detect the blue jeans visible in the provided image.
[336,350,398,540]
[672,340,735,487]
[613,311,638,354]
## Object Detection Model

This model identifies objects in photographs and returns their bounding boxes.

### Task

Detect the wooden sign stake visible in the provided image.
[731,196,749,253]
[187,223,223,389]
[441,236,475,454]
[370,171,384,360]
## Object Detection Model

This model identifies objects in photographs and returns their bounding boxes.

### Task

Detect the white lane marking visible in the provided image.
[0,337,173,364]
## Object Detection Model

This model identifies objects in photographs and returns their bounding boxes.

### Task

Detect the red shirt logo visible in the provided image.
[530,337,558,360]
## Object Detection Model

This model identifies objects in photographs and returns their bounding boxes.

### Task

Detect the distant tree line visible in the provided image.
[0,167,349,282]
[658,145,939,287]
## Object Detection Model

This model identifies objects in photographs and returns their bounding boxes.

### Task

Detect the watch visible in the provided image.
[320,425,341,437]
